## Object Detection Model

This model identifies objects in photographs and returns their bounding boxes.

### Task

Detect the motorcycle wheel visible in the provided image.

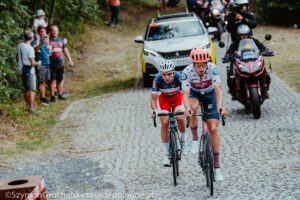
[249,88,261,119]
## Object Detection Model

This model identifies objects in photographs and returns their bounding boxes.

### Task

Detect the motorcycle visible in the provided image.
[205,0,225,41]
[220,35,274,119]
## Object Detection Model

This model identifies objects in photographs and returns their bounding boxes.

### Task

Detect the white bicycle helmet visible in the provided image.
[234,0,249,5]
[36,9,45,17]
[159,60,175,72]
[237,24,251,36]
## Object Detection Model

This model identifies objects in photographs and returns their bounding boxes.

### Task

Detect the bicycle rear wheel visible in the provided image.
[205,135,214,196]
[170,131,178,186]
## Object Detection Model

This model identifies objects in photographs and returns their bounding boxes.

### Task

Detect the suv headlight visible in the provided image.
[144,49,159,57]
[253,62,262,72]
[203,43,211,49]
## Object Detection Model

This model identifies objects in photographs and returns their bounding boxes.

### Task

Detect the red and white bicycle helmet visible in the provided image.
[190,48,210,63]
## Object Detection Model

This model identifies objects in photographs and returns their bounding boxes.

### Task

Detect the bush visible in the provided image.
[256,0,300,25]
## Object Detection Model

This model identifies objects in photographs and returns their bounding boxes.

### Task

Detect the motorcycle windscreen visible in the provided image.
[237,39,260,61]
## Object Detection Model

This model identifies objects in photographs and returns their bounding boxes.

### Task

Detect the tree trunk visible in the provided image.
[49,0,56,25]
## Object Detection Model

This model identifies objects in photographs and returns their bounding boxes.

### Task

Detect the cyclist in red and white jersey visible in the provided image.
[151,60,186,167]
[182,48,226,181]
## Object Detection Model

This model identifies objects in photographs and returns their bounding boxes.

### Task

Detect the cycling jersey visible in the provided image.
[152,72,182,95]
[181,62,221,95]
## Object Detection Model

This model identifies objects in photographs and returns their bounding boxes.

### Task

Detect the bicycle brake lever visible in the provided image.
[153,117,157,127]
[219,108,226,126]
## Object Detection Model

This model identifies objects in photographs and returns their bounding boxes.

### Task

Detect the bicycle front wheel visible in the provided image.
[205,135,214,196]
[170,130,178,186]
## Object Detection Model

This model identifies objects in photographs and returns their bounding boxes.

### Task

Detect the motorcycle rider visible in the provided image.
[226,0,257,42]
[223,24,271,100]
[195,0,227,25]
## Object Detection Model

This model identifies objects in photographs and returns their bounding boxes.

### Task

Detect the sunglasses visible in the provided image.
[162,72,174,77]
[194,63,207,68]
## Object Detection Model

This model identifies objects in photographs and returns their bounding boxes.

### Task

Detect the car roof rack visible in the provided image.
[154,12,195,22]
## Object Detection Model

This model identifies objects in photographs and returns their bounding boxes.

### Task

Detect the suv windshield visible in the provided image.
[146,20,204,41]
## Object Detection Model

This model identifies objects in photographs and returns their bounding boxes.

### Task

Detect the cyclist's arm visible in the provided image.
[214,84,223,110]
[181,71,191,111]
[151,76,160,110]
[212,66,223,109]
[151,94,159,110]
[183,89,191,110]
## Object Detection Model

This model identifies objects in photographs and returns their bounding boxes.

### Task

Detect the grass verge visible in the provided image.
[254,26,300,92]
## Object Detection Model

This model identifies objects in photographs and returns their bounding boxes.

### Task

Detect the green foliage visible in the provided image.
[0,0,30,103]
[52,0,99,36]
[257,0,300,25]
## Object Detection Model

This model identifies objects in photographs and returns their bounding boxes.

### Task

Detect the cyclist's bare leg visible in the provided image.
[160,116,170,163]
[160,116,169,143]
[189,98,199,140]
[189,98,199,127]
[175,110,185,133]
[207,119,220,153]
[207,119,220,168]
[175,110,186,143]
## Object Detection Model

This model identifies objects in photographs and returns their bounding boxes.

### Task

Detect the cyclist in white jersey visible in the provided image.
[182,47,226,182]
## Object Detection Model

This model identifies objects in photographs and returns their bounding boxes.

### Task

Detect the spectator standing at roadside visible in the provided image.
[32,25,52,106]
[17,31,41,113]
[33,9,48,33]
[49,25,74,102]
[107,0,121,28]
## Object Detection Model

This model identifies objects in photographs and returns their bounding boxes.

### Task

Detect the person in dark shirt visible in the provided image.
[49,25,74,102]
[226,0,256,42]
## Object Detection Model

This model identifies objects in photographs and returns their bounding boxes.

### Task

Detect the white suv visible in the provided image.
[134,12,217,87]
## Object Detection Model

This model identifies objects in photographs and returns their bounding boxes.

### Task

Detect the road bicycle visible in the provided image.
[187,104,225,196]
[153,106,184,186]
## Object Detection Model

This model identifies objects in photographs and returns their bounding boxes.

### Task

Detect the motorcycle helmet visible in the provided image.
[159,60,175,72]
[190,48,210,63]
[234,0,249,5]
[237,24,251,39]
[234,0,249,12]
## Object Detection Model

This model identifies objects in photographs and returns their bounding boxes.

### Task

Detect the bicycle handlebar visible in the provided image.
[157,112,184,117]
[186,109,226,127]
[153,112,185,128]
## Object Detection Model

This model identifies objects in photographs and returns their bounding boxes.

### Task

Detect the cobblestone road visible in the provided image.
[0,39,299,200]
